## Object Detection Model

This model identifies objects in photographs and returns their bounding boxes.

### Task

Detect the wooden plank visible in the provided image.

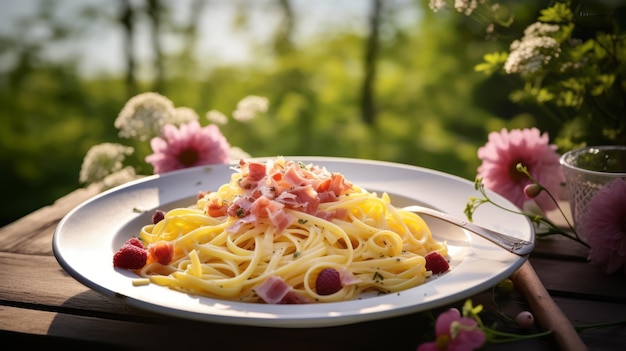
[0,253,555,350]
[554,297,626,351]
[0,306,174,349]
[0,183,103,255]
[0,251,150,317]
[0,303,555,351]
[5,253,624,350]
[530,256,626,301]
[0,304,432,350]
[532,235,589,261]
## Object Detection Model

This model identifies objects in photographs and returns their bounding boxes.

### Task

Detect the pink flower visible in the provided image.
[583,178,626,274]
[417,308,486,351]
[145,120,230,174]
[477,128,564,212]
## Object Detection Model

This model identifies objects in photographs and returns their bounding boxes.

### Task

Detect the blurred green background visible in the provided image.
[0,0,559,226]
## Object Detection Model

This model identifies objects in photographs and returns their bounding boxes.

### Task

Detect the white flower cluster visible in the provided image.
[233,96,269,122]
[101,166,137,189]
[206,95,269,124]
[206,109,229,125]
[170,107,199,125]
[428,0,447,12]
[114,92,177,141]
[504,22,561,75]
[454,0,483,16]
[429,0,486,16]
[79,143,135,186]
[81,93,269,187]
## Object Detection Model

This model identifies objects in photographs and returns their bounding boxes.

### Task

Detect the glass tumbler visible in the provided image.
[559,145,626,235]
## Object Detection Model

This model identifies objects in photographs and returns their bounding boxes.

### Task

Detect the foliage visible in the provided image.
[470,0,626,150]
[0,0,539,226]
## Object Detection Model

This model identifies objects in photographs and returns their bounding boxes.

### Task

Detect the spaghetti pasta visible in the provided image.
[133,157,447,303]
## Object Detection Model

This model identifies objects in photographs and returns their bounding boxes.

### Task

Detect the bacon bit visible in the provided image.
[148,241,174,265]
[289,185,320,214]
[254,275,308,304]
[333,208,349,220]
[206,197,228,217]
[254,275,291,304]
[317,191,338,203]
[329,173,351,196]
[267,206,296,233]
[227,196,253,218]
[339,268,362,286]
[225,159,354,234]
[284,164,311,187]
[317,178,331,193]
[246,162,267,181]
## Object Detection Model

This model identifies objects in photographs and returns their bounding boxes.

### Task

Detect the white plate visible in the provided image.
[53,157,533,328]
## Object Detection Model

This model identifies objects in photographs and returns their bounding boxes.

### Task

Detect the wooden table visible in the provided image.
[1,183,625,350]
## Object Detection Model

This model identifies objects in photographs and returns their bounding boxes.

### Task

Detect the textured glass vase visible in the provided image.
[560,145,626,235]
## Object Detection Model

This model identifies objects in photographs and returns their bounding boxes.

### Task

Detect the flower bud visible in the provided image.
[515,311,535,329]
[523,183,543,199]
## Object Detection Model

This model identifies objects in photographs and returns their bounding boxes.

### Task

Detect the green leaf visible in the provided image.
[556,90,581,107]
[568,39,597,62]
[591,74,616,96]
[538,2,573,23]
[554,23,574,43]
[536,88,555,103]
[475,52,508,75]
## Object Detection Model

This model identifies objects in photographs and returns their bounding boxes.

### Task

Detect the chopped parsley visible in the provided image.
[373,271,384,281]
[236,207,246,218]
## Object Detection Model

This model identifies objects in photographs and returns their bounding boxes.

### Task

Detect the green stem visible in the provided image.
[473,170,591,249]
[485,328,553,343]
[575,319,626,333]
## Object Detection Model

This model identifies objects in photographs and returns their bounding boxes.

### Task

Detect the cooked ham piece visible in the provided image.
[213,159,353,234]
[254,275,290,304]
[339,267,362,286]
[254,275,309,304]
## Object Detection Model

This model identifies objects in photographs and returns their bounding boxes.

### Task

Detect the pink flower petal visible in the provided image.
[416,342,439,351]
[435,308,461,335]
[417,307,485,351]
[145,121,231,174]
[477,128,563,212]
[583,178,626,274]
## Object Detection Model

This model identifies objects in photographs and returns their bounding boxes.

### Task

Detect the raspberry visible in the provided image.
[152,210,165,224]
[315,268,342,295]
[424,251,449,274]
[125,237,144,248]
[113,244,148,269]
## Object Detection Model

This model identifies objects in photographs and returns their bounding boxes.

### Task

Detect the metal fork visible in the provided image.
[402,205,535,256]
